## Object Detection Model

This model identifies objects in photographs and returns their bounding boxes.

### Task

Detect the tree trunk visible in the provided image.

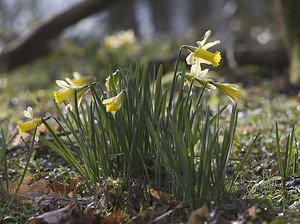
[108,0,138,32]
[147,0,170,33]
[277,0,300,85]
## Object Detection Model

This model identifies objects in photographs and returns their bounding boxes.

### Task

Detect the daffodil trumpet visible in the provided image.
[212,82,241,102]
[17,119,42,134]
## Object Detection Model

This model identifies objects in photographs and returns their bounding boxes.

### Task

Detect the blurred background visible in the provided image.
[0,0,278,45]
[0,0,293,119]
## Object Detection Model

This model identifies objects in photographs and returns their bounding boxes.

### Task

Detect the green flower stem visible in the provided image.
[15,127,37,196]
[1,129,9,195]
[167,45,187,119]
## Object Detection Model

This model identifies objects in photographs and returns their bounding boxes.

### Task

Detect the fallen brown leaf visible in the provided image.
[34,203,88,224]
[187,203,209,224]
[28,179,50,195]
[128,209,158,223]
[9,172,49,196]
[245,206,258,221]
[48,177,80,195]
[149,188,177,205]
[100,210,125,224]
[9,172,32,195]
[84,209,102,223]
[48,181,69,195]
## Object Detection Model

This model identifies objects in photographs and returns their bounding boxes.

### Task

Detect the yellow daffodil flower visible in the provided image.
[102,90,125,115]
[213,82,241,102]
[105,70,119,91]
[53,72,89,105]
[185,66,215,90]
[186,30,221,67]
[17,107,42,134]
[18,120,42,134]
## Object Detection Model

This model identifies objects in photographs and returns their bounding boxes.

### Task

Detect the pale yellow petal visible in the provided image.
[202,40,220,50]
[57,80,70,88]
[24,107,33,119]
[199,30,211,47]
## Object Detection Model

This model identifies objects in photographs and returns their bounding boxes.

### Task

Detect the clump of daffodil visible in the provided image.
[105,70,119,91]
[186,30,221,67]
[17,107,42,134]
[103,30,137,50]
[102,89,125,115]
[53,72,89,106]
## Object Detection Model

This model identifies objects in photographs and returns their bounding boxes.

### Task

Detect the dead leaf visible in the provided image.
[149,188,176,205]
[149,203,183,223]
[187,203,209,224]
[84,209,102,223]
[28,179,50,195]
[128,209,158,224]
[48,181,69,195]
[9,172,32,195]
[101,210,125,224]
[31,192,73,213]
[245,206,258,221]
[68,177,81,188]
[10,172,51,197]
[99,184,117,208]
[34,203,88,224]
[83,209,125,224]
[48,178,80,195]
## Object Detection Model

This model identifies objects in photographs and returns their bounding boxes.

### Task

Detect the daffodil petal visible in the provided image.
[56,80,69,88]
[191,64,207,76]
[105,73,119,91]
[24,107,33,119]
[198,30,211,47]
[72,72,81,80]
[186,53,194,65]
[65,78,73,84]
[202,40,220,50]
[102,97,114,104]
